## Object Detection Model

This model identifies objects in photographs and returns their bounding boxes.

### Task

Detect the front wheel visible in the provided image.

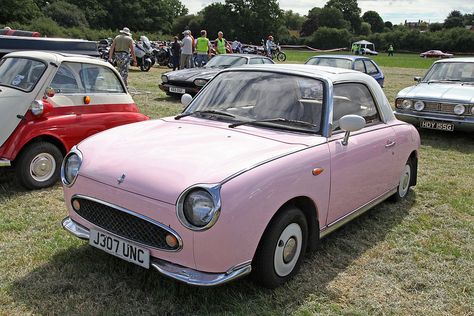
[252,207,308,288]
[15,142,63,190]
[276,52,286,62]
[140,60,152,72]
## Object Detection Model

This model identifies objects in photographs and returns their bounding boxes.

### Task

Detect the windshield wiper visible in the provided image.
[175,110,236,120]
[229,118,317,129]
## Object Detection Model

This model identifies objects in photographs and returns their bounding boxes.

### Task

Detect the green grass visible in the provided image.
[0,62,473,315]
[284,50,453,69]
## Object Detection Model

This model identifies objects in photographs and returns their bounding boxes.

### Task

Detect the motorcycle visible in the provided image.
[133,36,155,72]
[153,43,173,68]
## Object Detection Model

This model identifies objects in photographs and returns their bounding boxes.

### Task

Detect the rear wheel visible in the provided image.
[15,142,63,190]
[252,207,308,288]
[389,159,414,202]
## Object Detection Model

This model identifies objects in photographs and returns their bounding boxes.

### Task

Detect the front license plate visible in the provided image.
[169,86,186,94]
[89,229,150,268]
[420,120,454,131]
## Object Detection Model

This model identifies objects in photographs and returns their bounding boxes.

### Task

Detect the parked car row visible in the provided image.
[0,50,471,290]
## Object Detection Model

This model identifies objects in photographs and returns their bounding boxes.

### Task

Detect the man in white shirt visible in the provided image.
[180,30,194,69]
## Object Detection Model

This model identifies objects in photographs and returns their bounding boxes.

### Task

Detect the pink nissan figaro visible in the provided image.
[61,64,420,288]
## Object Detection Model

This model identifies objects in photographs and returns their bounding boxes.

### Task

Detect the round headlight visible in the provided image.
[193,79,208,87]
[453,104,465,115]
[31,100,44,116]
[183,190,216,228]
[62,151,82,186]
[471,106,474,115]
[414,100,425,111]
[161,75,168,83]
[402,99,413,109]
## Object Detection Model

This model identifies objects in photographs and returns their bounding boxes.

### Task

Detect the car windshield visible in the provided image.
[306,57,352,69]
[186,71,325,133]
[204,55,247,68]
[0,57,47,92]
[423,62,474,83]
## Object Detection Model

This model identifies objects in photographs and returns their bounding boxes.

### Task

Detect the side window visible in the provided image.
[364,60,378,75]
[262,58,273,64]
[332,83,381,130]
[248,58,263,64]
[354,60,365,73]
[50,62,84,94]
[80,64,125,93]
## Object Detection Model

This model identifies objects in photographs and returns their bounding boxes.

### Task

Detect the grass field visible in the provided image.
[0,60,473,315]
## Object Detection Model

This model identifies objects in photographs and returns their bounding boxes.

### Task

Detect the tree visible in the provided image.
[226,0,283,43]
[0,0,41,24]
[325,0,361,33]
[300,7,322,37]
[429,22,443,32]
[359,21,371,36]
[283,10,305,30]
[444,10,464,29]
[384,21,393,29]
[319,7,347,29]
[307,27,351,49]
[200,3,236,40]
[362,10,384,33]
[44,1,89,28]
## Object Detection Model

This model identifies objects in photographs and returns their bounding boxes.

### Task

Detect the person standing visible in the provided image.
[171,36,181,70]
[388,44,394,56]
[180,30,193,69]
[195,30,211,67]
[215,31,230,55]
[232,38,242,53]
[109,27,136,87]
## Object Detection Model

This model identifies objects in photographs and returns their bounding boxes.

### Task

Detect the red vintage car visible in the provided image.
[419,50,453,58]
[0,51,148,189]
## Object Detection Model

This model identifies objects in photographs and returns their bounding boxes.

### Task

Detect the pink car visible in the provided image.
[61,64,420,288]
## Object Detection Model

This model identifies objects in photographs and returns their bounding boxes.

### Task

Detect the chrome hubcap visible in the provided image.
[398,164,411,197]
[30,153,56,182]
[274,223,302,277]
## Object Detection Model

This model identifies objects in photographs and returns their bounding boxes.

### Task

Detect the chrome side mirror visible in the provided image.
[181,93,192,107]
[339,114,366,146]
[414,76,421,82]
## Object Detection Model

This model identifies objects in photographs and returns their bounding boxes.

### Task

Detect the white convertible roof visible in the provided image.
[3,50,109,66]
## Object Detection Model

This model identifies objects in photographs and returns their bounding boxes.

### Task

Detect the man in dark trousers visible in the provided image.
[171,36,181,70]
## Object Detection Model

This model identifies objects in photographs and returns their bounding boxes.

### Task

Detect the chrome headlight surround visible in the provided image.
[193,78,208,87]
[31,100,44,116]
[176,184,221,231]
[161,74,169,83]
[414,100,425,111]
[470,105,474,115]
[61,146,83,187]
[453,104,465,115]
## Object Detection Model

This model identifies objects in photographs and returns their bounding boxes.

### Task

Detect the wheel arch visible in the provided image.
[15,134,67,161]
[253,196,320,260]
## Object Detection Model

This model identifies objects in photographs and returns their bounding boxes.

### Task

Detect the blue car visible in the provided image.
[305,55,384,87]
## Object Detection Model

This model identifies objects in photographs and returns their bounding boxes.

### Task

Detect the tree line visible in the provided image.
[1,0,473,52]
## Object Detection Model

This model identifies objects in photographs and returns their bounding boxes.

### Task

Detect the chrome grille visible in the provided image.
[439,103,455,113]
[72,197,180,251]
[424,102,439,111]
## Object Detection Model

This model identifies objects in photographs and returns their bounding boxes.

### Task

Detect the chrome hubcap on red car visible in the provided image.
[30,153,56,182]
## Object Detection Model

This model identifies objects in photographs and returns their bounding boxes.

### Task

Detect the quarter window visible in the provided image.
[332,83,380,130]
[364,60,378,75]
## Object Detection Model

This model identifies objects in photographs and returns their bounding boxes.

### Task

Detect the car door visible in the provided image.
[326,82,397,225]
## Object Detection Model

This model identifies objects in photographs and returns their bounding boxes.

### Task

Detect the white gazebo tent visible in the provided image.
[352,40,375,53]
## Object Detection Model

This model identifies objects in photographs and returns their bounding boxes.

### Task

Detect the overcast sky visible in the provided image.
[181,0,472,24]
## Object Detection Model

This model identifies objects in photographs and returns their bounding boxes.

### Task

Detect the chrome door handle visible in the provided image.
[385,140,396,148]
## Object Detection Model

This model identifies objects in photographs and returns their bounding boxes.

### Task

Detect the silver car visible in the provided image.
[394,58,474,132]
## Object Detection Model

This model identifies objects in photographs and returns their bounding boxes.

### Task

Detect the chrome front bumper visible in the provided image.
[394,111,474,132]
[62,217,252,286]
[0,159,11,167]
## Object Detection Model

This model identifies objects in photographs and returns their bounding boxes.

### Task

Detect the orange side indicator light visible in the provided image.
[165,234,178,248]
[84,96,91,104]
[312,168,324,176]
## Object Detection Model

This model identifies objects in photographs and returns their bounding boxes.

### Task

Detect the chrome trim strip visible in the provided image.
[62,216,251,286]
[394,111,473,123]
[176,184,222,231]
[320,188,397,238]
[151,259,252,287]
[0,159,11,167]
[61,146,83,187]
[70,194,183,252]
